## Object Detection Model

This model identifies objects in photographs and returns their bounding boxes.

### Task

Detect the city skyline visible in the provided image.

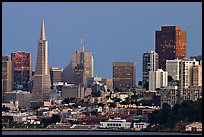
[2,2,202,83]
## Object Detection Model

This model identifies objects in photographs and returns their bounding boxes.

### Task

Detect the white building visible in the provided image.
[179,59,199,97]
[166,59,181,81]
[160,86,178,108]
[99,117,131,129]
[142,51,159,90]
[149,69,168,91]
[185,122,202,132]
[133,122,150,131]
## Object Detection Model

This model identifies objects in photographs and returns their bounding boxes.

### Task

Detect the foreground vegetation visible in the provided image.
[145,99,202,132]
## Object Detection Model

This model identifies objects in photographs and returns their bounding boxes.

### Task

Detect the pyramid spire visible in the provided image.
[40,18,46,40]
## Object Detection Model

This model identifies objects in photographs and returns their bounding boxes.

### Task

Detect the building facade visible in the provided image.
[32,18,51,103]
[149,69,168,91]
[155,26,186,70]
[101,78,113,90]
[142,51,159,90]
[166,58,181,81]
[63,39,94,86]
[113,62,136,92]
[2,56,13,93]
[11,52,32,91]
[160,86,178,108]
[183,86,202,101]
[192,63,202,86]
[179,58,199,99]
[61,84,85,99]
[50,67,63,88]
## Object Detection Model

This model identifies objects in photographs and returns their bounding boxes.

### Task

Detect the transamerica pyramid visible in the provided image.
[31,18,51,103]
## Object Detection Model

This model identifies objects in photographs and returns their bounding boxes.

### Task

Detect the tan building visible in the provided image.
[156,26,186,70]
[193,63,202,86]
[63,39,94,86]
[113,62,136,92]
[102,78,113,90]
[32,18,51,103]
[183,86,202,101]
[2,56,13,93]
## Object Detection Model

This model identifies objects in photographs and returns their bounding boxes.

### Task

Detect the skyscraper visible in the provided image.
[155,26,186,70]
[142,51,159,90]
[63,39,94,86]
[50,67,63,87]
[113,62,136,92]
[31,18,51,103]
[2,56,12,93]
[11,52,32,91]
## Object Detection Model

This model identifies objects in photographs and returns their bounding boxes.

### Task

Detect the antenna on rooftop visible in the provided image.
[80,38,85,52]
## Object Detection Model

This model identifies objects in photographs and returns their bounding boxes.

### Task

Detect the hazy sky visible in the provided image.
[2,2,202,84]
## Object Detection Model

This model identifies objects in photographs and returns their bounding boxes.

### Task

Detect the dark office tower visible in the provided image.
[142,51,158,90]
[11,52,32,91]
[113,62,136,92]
[155,26,186,70]
[2,56,12,92]
[32,18,51,103]
[50,67,63,88]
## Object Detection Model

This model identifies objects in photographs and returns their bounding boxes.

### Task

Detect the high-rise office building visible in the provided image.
[11,52,32,91]
[2,56,12,92]
[142,51,159,90]
[166,58,181,81]
[192,62,202,86]
[113,62,136,92]
[179,58,199,101]
[63,39,94,86]
[50,67,63,87]
[149,69,168,91]
[155,26,186,70]
[32,18,51,103]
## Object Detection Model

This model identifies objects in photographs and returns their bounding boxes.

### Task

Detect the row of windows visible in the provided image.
[107,123,122,126]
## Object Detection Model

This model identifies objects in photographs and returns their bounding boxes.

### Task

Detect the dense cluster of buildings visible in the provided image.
[2,19,202,131]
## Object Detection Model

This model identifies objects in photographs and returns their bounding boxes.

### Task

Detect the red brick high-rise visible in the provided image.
[155,26,186,70]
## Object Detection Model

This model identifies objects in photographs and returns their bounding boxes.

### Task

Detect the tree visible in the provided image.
[51,114,61,124]
[61,97,70,104]
[109,102,116,108]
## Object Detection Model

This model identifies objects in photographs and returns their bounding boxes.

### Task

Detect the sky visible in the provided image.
[2,2,202,84]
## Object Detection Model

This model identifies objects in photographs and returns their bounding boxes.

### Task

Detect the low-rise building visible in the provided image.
[62,83,85,99]
[99,117,131,129]
[133,122,150,131]
[183,86,202,101]
[185,122,202,132]
[160,86,178,108]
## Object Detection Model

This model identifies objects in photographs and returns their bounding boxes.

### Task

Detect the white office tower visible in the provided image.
[149,69,168,91]
[166,59,181,81]
[142,51,159,90]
